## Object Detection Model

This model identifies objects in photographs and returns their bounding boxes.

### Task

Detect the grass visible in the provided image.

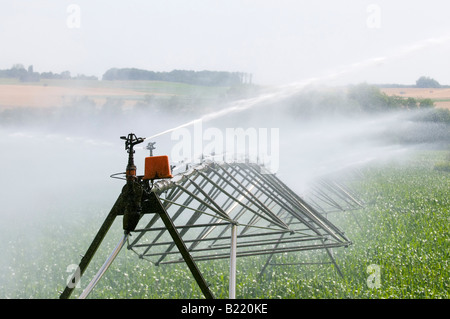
[0,150,448,299]
[0,78,230,98]
[333,151,449,298]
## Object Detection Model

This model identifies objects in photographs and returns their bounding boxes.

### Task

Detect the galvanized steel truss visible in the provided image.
[127,161,352,266]
[61,159,359,299]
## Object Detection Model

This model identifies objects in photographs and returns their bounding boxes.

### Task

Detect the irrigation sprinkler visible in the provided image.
[60,133,212,299]
[60,133,354,299]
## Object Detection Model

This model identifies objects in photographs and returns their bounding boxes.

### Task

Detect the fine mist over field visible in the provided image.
[1,82,448,219]
[0,79,449,298]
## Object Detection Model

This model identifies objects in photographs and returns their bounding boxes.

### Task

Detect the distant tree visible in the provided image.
[405,97,418,109]
[12,64,25,71]
[347,83,398,112]
[102,68,244,86]
[8,64,28,78]
[418,108,450,123]
[40,71,57,79]
[19,64,40,82]
[416,76,441,88]
[74,74,98,81]
[60,71,71,79]
[418,98,434,108]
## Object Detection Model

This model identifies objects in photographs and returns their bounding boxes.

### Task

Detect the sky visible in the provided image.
[2,0,450,86]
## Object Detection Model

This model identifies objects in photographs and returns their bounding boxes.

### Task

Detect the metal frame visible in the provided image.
[127,161,352,289]
[60,157,355,299]
[303,172,365,231]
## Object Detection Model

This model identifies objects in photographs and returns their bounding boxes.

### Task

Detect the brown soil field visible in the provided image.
[381,87,450,109]
[0,84,149,109]
[2,83,450,110]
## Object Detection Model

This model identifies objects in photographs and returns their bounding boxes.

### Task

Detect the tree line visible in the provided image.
[0,64,98,82]
[0,63,442,90]
[375,76,449,88]
[0,64,253,87]
[101,68,252,86]
[284,82,438,119]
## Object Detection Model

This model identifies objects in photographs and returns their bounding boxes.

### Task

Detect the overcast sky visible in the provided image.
[2,0,450,86]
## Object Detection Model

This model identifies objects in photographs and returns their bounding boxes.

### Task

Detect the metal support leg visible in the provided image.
[322,239,344,278]
[78,233,129,299]
[59,193,125,299]
[229,224,237,299]
[149,192,215,299]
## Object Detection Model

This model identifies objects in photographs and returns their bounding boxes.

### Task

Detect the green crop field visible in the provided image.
[1,150,448,299]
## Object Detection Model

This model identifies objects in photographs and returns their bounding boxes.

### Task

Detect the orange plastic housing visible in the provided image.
[143,156,173,180]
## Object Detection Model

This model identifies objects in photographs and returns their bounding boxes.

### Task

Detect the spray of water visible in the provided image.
[143,33,450,142]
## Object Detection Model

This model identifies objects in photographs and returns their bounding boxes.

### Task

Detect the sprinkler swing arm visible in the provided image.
[60,133,214,299]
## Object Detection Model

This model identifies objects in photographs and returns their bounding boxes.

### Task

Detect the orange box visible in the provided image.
[143,156,173,180]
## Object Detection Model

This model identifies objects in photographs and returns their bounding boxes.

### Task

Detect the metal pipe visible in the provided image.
[78,233,129,299]
[132,229,296,248]
[151,192,215,299]
[199,169,287,229]
[133,222,231,232]
[229,224,237,299]
[159,241,349,264]
[141,234,327,259]
[212,164,290,230]
[135,176,209,256]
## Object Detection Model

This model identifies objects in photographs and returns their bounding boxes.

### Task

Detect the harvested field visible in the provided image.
[2,82,450,110]
[0,79,228,109]
[381,87,450,109]
[0,83,152,109]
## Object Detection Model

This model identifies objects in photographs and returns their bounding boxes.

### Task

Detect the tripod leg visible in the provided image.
[59,193,125,299]
[147,192,215,299]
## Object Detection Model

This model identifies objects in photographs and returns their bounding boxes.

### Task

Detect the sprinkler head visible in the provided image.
[146,142,156,156]
[121,133,145,181]
[121,133,145,153]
